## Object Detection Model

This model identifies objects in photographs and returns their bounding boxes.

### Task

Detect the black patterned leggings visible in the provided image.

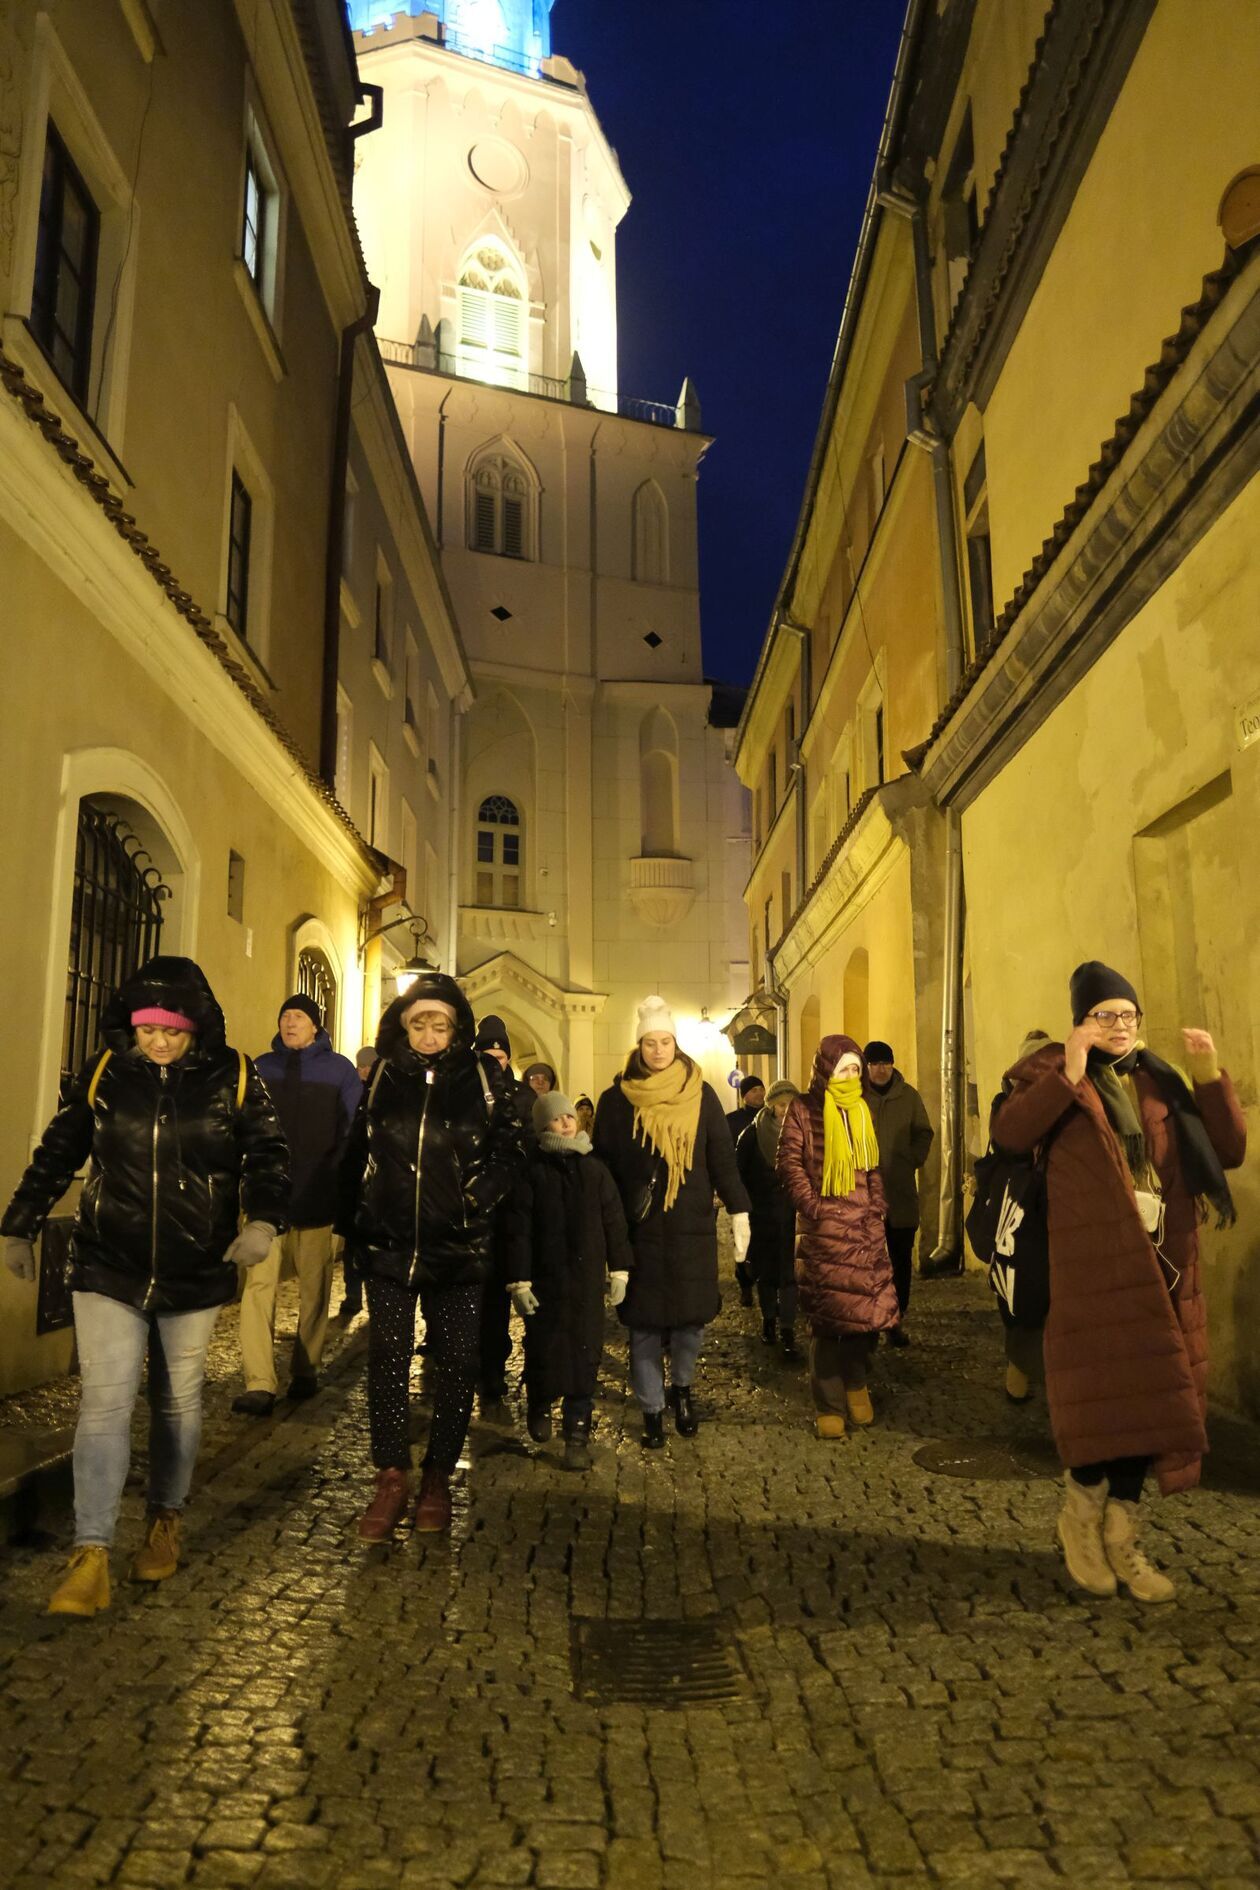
[365,1275,483,1476]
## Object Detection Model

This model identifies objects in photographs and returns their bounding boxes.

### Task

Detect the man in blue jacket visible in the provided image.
[234,995,362,1414]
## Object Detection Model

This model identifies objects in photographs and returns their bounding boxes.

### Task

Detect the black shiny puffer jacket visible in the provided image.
[336,974,527,1289]
[1,957,290,1315]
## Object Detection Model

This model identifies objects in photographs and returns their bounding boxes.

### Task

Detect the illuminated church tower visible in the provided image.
[349,0,748,1094]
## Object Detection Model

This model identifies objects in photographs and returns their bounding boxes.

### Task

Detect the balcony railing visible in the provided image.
[378,337,695,431]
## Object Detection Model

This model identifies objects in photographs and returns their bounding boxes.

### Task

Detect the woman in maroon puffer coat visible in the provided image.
[776,1034,898,1437]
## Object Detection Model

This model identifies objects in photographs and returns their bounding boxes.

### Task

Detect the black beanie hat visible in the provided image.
[278,992,322,1029]
[475,1013,512,1056]
[738,1073,765,1098]
[1070,961,1140,1025]
[863,1040,894,1065]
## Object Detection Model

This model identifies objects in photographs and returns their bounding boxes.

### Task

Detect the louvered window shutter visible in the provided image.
[493,295,523,358]
[460,286,489,350]
[502,495,524,559]
[474,489,498,551]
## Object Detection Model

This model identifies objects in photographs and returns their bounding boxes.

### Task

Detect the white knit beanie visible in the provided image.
[635,994,676,1041]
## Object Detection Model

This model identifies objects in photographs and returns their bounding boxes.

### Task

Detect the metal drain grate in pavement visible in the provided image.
[572,1616,751,1708]
[915,1438,1026,1481]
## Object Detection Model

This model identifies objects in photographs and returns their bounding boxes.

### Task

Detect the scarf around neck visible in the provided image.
[1088,1050,1149,1185]
[539,1129,591,1156]
[755,1103,784,1169]
[621,1058,704,1212]
[822,1077,879,1198]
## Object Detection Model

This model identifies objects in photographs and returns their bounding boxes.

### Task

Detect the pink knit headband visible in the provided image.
[131,1007,197,1033]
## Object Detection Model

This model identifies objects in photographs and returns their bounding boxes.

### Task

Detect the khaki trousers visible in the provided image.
[239,1225,334,1394]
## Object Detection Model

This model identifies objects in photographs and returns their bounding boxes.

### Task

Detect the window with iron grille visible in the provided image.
[227,471,253,638]
[63,801,170,1084]
[296,946,336,1046]
[31,121,100,404]
[475,795,521,908]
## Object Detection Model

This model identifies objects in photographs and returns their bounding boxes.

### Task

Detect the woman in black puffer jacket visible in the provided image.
[337,973,527,1538]
[1,957,289,1617]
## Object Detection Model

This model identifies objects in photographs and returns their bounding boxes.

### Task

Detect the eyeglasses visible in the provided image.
[1088,1009,1142,1029]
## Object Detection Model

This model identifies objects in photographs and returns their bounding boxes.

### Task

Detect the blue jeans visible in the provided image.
[72,1291,219,1546]
[628,1325,705,1414]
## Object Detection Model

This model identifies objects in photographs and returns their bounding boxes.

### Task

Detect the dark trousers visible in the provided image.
[478,1279,512,1396]
[886,1221,917,1320]
[1072,1456,1149,1504]
[340,1248,364,1314]
[366,1276,483,1476]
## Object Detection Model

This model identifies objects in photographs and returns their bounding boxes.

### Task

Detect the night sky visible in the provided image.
[554,1,909,688]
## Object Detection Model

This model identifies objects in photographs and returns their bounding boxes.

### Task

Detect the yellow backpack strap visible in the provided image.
[86,1049,112,1108]
[236,1051,247,1112]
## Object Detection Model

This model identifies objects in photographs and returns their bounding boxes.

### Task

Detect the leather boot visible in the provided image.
[48,1545,111,1617]
[734,1261,754,1308]
[844,1386,874,1427]
[669,1385,699,1437]
[815,1412,846,1439]
[414,1467,453,1534]
[562,1416,593,1472]
[1056,1473,1117,1597]
[527,1402,553,1443]
[1103,1499,1175,1603]
[780,1327,800,1360]
[641,1410,666,1450]
[357,1467,410,1542]
[131,1509,181,1583]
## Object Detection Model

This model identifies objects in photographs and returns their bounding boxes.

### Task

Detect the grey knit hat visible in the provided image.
[533,1090,576,1134]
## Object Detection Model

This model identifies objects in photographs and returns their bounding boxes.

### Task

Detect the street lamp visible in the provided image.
[393,921,437,998]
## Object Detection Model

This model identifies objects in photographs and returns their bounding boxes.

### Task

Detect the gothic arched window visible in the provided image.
[458,242,526,389]
[468,448,534,559]
[631,481,669,584]
[475,794,521,908]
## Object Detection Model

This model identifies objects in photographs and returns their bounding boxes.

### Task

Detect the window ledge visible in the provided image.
[372,657,394,700]
[340,575,361,629]
[426,759,441,801]
[3,316,133,494]
[459,904,548,943]
[233,260,286,384]
[212,612,276,696]
[402,719,421,760]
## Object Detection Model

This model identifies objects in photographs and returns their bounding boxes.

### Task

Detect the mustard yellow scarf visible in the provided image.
[822,1077,879,1197]
[621,1058,704,1213]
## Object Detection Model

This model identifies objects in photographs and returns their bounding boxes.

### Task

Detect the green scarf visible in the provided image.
[1088,1053,1148,1184]
[822,1077,879,1197]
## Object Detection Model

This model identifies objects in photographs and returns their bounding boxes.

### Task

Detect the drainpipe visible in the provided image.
[878,180,968,1268]
[778,615,812,903]
[319,89,385,788]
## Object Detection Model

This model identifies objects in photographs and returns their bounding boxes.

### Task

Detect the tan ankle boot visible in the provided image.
[844,1386,874,1426]
[48,1545,111,1617]
[131,1510,181,1583]
[1056,1473,1117,1597]
[1103,1499,1175,1603]
[815,1412,846,1439]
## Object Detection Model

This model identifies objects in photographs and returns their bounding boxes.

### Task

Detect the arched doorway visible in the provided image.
[843,947,870,1048]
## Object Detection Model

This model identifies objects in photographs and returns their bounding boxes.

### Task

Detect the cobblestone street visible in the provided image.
[3,1264,1260,1890]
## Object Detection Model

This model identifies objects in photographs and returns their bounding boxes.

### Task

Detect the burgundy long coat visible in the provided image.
[775,1037,898,1338]
[993,1043,1246,1495]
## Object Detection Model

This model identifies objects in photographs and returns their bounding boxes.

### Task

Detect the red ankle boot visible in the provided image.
[358,1467,410,1541]
[414,1467,452,1533]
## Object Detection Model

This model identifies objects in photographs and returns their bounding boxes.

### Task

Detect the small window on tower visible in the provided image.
[467,450,535,560]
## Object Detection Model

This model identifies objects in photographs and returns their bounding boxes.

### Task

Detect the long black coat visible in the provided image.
[522,1148,633,1401]
[593,1076,750,1330]
[736,1119,796,1287]
[1,957,290,1315]
[336,978,527,1290]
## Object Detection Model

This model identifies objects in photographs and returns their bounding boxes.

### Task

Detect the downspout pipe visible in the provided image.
[320,283,380,788]
[778,614,811,904]
[877,179,968,1268]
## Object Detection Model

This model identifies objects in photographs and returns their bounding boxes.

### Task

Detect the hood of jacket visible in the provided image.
[268,1026,334,1058]
[99,955,228,1060]
[809,1033,866,1096]
[376,973,475,1062]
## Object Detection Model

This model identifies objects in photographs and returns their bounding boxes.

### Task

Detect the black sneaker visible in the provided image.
[232,1390,276,1418]
[527,1404,553,1443]
[288,1377,319,1401]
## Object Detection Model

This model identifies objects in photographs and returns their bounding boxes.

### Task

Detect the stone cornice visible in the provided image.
[932,0,1156,435]
[920,250,1260,810]
[459,951,607,1021]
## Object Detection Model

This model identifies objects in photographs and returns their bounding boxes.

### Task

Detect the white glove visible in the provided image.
[607,1271,629,1307]
[731,1212,751,1264]
[224,1221,277,1267]
[508,1282,539,1317]
[4,1237,36,1281]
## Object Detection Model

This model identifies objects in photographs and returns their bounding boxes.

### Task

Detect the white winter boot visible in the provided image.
[1056,1472,1117,1597]
[1103,1499,1175,1603]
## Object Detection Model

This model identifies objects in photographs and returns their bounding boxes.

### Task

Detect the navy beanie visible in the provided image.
[279,993,322,1029]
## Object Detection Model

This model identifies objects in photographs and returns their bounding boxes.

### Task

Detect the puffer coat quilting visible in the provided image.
[523,1148,633,1401]
[993,1042,1246,1495]
[1,956,290,1314]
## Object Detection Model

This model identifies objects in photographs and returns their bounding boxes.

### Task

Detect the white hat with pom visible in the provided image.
[635,994,676,1042]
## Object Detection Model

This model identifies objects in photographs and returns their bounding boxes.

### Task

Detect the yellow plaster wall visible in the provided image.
[785,849,919,1092]
[962,478,1260,1410]
[982,0,1260,613]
